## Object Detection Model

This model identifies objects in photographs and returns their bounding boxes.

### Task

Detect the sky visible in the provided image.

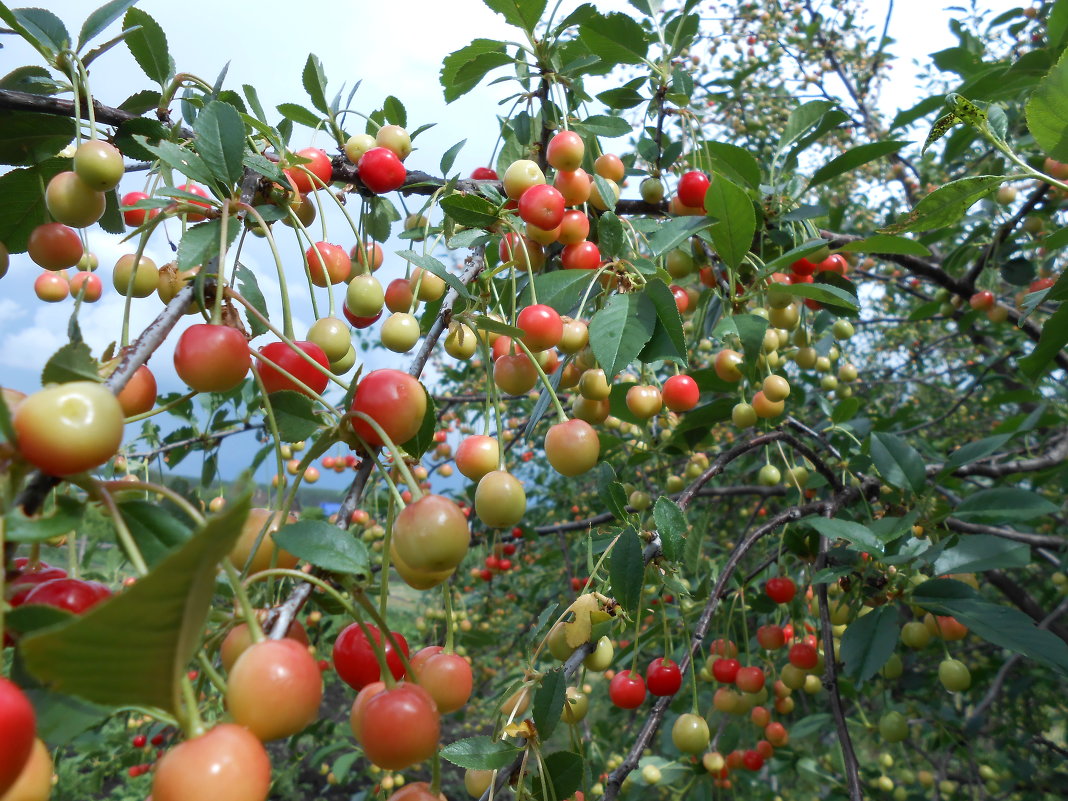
[0,0,1020,487]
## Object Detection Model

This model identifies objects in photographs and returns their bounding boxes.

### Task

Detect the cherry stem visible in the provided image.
[511,337,567,423]
[223,559,265,644]
[87,482,149,576]
[237,203,294,339]
[245,568,360,621]
[177,676,206,739]
[379,495,395,620]
[348,411,423,501]
[354,589,416,679]
[100,479,205,527]
[210,200,230,325]
[443,583,456,653]
[122,390,196,423]
[195,651,228,694]
[248,369,287,509]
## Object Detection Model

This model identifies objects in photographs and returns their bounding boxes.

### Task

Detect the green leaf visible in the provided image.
[0,65,64,95]
[440,39,514,103]
[532,668,566,741]
[193,101,246,186]
[483,0,548,33]
[0,112,73,167]
[834,234,932,257]
[653,496,687,562]
[396,250,471,300]
[533,752,584,801]
[759,239,830,276]
[177,219,239,273]
[441,193,499,228]
[579,12,649,65]
[704,175,754,270]
[13,8,69,55]
[953,488,1058,522]
[0,158,68,252]
[243,151,287,185]
[696,141,761,190]
[440,736,523,770]
[401,390,436,459]
[870,432,926,494]
[933,535,1030,575]
[831,397,859,423]
[269,391,321,442]
[1018,302,1068,381]
[575,115,631,138]
[775,281,859,316]
[588,292,656,378]
[235,265,269,337]
[809,140,907,187]
[777,100,837,155]
[1026,48,1068,161]
[944,434,1012,471]
[598,211,626,260]
[610,527,645,614]
[276,102,321,128]
[733,313,769,366]
[273,520,369,576]
[639,279,686,365]
[597,463,629,520]
[123,8,171,86]
[41,342,99,384]
[805,517,886,555]
[879,176,1005,234]
[134,137,216,188]
[790,714,832,740]
[839,605,897,684]
[27,689,111,746]
[440,138,467,176]
[5,496,85,544]
[647,216,710,257]
[78,0,138,50]
[21,493,253,712]
[911,579,1068,673]
[521,270,599,315]
[118,500,193,567]
[597,77,646,110]
[302,54,329,115]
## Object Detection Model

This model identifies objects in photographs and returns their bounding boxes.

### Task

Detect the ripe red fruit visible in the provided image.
[0,678,36,797]
[287,147,333,194]
[393,494,470,572]
[645,657,683,697]
[69,271,103,302]
[176,183,211,222]
[516,304,563,351]
[471,166,498,180]
[662,374,699,411]
[608,670,646,709]
[27,222,82,269]
[306,241,351,286]
[116,364,157,416]
[709,638,739,658]
[819,254,848,274]
[741,749,764,771]
[8,566,68,606]
[411,649,473,713]
[518,184,566,231]
[357,683,440,770]
[332,623,409,690]
[546,130,585,172]
[790,257,818,276]
[174,324,251,392]
[734,666,765,693]
[256,341,330,396]
[23,578,111,614]
[677,171,710,207]
[711,657,740,684]
[969,290,995,311]
[788,642,819,670]
[350,369,428,447]
[152,724,271,801]
[561,240,601,270]
[227,638,323,740]
[358,147,407,193]
[765,576,796,604]
[756,624,786,651]
[121,191,157,227]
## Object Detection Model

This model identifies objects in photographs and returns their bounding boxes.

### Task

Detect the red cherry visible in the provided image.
[174,324,251,393]
[176,183,211,222]
[518,184,566,231]
[711,658,740,684]
[735,666,765,693]
[741,749,764,771]
[677,171,710,208]
[608,670,646,709]
[561,240,601,270]
[350,369,428,447]
[662,374,699,412]
[756,624,786,651]
[7,566,68,606]
[516,304,563,351]
[645,657,683,697]
[358,147,407,194]
[332,623,409,691]
[765,577,796,604]
[791,257,818,276]
[23,578,111,614]
[0,678,36,796]
[788,642,819,670]
[256,341,330,396]
[342,305,382,329]
[969,290,995,311]
[356,683,440,770]
[470,167,498,180]
[286,147,333,194]
[121,191,158,227]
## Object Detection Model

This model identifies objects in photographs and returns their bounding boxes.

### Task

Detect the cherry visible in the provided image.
[714,349,744,382]
[230,508,298,575]
[662,374,699,411]
[121,191,158,227]
[0,678,35,797]
[555,168,592,205]
[220,619,308,672]
[73,140,124,190]
[741,749,764,771]
[356,683,440,769]
[152,724,271,801]
[558,209,591,245]
[493,353,538,395]
[45,171,105,228]
[7,567,68,607]
[593,153,625,182]
[22,578,110,614]
[256,340,330,396]
[176,183,211,222]
[475,470,526,528]
[411,648,473,713]
[174,324,250,393]
[711,658,740,684]
[608,670,646,709]
[671,712,711,753]
[306,241,351,286]
[69,271,103,302]
[385,277,415,313]
[332,623,409,690]
[765,576,796,604]
[455,435,499,481]
[116,364,157,416]
[499,233,545,271]
[677,171,710,208]
[788,642,818,670]
[756,624,785,651]
[350,369,428,447]
[392,494,470,573]
[34,271,69,302]
[547,130,584,172]
[516,304,563,351]
[27,223,82,270]
[645,657,683,696]
[625,385,662,419]
[544,419,600,476]
[359,147,407,193]
[518,184,566,231]
[503,159,545,199]
[346,274,385,317]
[227,638,322,741]
[470,166,498,180]
[13,382,124,476]
[790,257,818,276]
[969,290,995,311]
[285,147,333,194]
[561,240,601,270]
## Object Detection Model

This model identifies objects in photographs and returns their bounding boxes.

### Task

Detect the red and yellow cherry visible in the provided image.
[227,638,322,740]
[572,396,609,425]
[392,542,454,591]
[386,783,445,801]
[593,153,625,182]
[662,374,699,411]
[120,191,158,227]
[230,508,299,574]
[672,713,710,753]
[444,322,478,359]
[256,341,330,396]
[220,619,308,672]
[545,419,599,476]
[741,750,764,771]
[380,313,421,353]
[409,268,446,301]
[734,666,765,693]
[503,159,545,199]
[788,643,818,670]
[646,657,682,696]
[765,721,789,747]
[344,134,376,165]
[525,221,560,245]
[578,368,610,400]
[752,390,784,419]
[589,178,619,211]
[112,254,158,297]
[22,577,110,614]
[34,271,69,302]
[68,270,102,302]
[714,349,744,382]
[608,670,645,709]
[475,470,526,528]
[561,240,601,270]
[358,147,407,194]
[494,354,538,395]
[356,683,440,769]
[558,318,589,354]
[756,624,785,650]
[333,623,409,690]
[547,130,584,172]
[456,435,499,481]
[13,381,123,476]
[45,171,105,228]
[516,304,563,351]
[518,184,566,231]
[0,679,35,797]
[175,183,211,222]
[499,233,545,271]
[0,738,51,801]
[346,274,385,317]
[307,316,352,363]
[350,369,427,447]
[385,277,415,313]
[152,724,271,801]
[626,385,662,419]
[557,209,590,246]
[27,223,82,270]
[671,284,689,313]
[349,680,386,741]
[376,125,412,160]
[411,648,473,713]
[306,242,350,286]
[284,147,333,194]
[677,171,710,207]
[115,364,157,416]
[174,324,250,392]
[351,241,385,273]
[924,613,968,641]
[393,494,470,573]
[969,290,995,311]
[554,169,592,205]
[73,139,124,191]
